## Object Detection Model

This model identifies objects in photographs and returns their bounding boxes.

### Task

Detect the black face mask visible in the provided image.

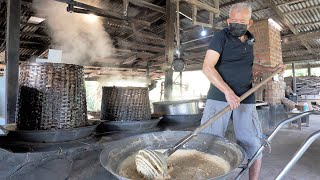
[228,23,248,37]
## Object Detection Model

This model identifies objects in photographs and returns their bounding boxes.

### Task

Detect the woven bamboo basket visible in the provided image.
[101,86,151,121]
[16,62,88,130]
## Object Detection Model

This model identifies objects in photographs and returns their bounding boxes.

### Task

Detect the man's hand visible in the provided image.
[273,63,286,73]
[225,90,240,109]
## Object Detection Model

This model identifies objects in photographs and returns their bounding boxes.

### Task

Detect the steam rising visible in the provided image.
[33,0,115,65]
[98,75,150,87]
[86,75,150,112]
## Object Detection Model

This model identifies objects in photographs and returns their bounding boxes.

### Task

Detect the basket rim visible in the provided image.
[20,62,84,68]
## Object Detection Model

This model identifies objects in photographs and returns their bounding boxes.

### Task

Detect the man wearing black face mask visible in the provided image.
[201,3,285,180]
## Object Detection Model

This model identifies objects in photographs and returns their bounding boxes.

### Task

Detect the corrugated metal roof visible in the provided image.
[276,0,320,32]
[1,0,320,72]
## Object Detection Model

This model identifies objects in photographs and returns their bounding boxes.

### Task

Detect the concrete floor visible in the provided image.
[2,115,319,180]
[230,115,320,180]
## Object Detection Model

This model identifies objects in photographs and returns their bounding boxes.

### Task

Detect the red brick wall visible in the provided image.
[250,19,285,105]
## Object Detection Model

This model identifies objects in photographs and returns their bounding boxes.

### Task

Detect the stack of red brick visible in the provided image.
[250,19,285,105]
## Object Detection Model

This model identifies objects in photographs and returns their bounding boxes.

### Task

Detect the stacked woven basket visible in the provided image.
[16,62,88,130]
[99,86,160,132]
[101,86,151,121]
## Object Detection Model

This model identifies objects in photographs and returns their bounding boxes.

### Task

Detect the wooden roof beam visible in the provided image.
[0,30,49,39]
[116,39,164,53]
[283,59,320,64]
[185,44,208,51]
[128,0,165,13]
[285,63,320,69]
[276,0,306,7]
[283,54,320,63]
[283,49,313,57]
[0,38,46,45]
[180,0,220,14]
[282,31,320,43]
[219,0,247,8]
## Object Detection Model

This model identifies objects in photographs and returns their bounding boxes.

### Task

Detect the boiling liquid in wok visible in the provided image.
[118,149,230,180]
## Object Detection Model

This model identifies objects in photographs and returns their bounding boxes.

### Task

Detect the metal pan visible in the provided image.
[98,118,162,132]
[8,124,98,143]
[100,131,245,180]
[160,114,202,124]
[153,100,200,115]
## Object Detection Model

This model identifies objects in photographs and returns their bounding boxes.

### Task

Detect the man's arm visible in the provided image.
[253,63,286,74]
[202,50,240,109]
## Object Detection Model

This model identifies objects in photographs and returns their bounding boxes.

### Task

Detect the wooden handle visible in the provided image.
[165,68,283,157]
[195,68,283,134]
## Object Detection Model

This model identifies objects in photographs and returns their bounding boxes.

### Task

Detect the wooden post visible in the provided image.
[292,63,297,94]
[308,63,311,76]
[5,0,21,124]
[213,0,220,18]
[192,5,197,25]
[164,0,175,100]
[180,71,183,96]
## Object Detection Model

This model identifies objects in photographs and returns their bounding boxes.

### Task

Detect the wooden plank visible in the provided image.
[192,5,197,25]
[114,11,163,45]
[283,55,320,62]
[183,52,206,59]
[181,0,220,14]
[0,38,46,45]
[220,0,247,8]
[122,55,137,65]
[136,31,165,41]
[276,0,306,7]
[283,59,320,64]
[193,21,213,28]
[213,0,219,18]
[281,49,320,57]
[282,49,309,56]
[0,30,49,39]
[285,63,320,69]
[129,0,165,13]
[185,44,208,51]
[282,31,320,43]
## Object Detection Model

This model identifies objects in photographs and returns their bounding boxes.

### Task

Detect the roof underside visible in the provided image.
[1,0,320,78]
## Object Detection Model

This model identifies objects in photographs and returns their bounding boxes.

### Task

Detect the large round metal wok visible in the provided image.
[100,131,245,180]
[153,100,200,115]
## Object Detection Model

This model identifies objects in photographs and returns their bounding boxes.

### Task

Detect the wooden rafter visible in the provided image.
[282,49,320,57]
[283,54,320,62]
[282,31,320,44]
[219,0,247,8]
[276,0,306,7]
[128,0,165,13]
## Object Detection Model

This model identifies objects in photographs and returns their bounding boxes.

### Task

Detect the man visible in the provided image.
[201,3,285,180]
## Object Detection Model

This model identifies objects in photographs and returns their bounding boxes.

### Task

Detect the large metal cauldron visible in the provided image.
[153,100,200,115]
[100,131,245,180]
